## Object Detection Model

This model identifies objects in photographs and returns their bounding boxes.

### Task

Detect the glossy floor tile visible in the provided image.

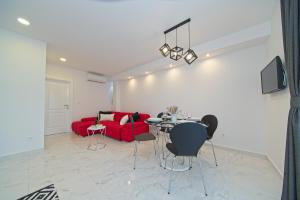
[0,133,282,200]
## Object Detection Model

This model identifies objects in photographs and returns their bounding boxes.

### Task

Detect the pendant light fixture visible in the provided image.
[170,28,184,61]
[184,22,198,64]
[159,18,198,65]
[159,34,171,57]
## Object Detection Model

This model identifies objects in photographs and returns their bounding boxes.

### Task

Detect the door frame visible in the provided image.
[45,76,73,135]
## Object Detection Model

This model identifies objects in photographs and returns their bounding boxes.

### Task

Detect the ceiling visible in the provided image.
[0,0,277,76]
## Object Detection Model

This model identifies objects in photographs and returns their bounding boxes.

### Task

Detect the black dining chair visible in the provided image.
[201,114,218,166]
[132,116,157,170]
[157,112,164,118]
[166,122,208,196]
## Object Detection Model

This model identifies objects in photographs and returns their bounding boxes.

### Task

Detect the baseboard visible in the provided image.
[205,142,267,159]
[0,147,44,159]
[266,154,283,178]
[205,142,284,178]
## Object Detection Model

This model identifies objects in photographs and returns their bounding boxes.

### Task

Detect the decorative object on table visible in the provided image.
[159,18,198,64]
[147,117,163,123]
[158,112,170,119]
[156,113,172,134]
[167,106,178,115]
[178,111,192,120]
[201,114,218,166]
[87,124,107,151]
[159,112,171,122]
[171,115,177,123]
[167,106,178,123]
[165,122,208,195]
[17,184,59,200]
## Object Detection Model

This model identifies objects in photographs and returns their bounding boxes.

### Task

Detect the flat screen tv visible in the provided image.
[260,56,287,94]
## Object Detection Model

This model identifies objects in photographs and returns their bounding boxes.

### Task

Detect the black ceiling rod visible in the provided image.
[164,18,191,34]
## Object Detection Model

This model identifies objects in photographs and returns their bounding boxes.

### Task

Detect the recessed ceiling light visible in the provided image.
[59,57,67,62]
[145,71,150,75]
[206,53,210,57]
[17,17,30,26]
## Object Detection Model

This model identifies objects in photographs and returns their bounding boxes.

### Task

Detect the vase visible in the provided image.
[171,114,177,123]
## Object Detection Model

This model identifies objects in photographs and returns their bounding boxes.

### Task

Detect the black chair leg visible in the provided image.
[189,157,192,170]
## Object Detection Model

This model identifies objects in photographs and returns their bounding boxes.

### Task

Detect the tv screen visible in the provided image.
[260,56,286,94]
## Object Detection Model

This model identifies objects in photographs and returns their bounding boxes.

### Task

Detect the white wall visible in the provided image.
[46,65,113,123]
[0,28,46,157]
[118,44,268,154]
[264,1,289,176]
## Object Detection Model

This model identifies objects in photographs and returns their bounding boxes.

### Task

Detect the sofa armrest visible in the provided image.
[123,122,146,129]
[81,117,97,122]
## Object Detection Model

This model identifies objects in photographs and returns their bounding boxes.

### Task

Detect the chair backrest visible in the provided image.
[157,112,163,118]
[169,122,207,157]
[201,115,218,139]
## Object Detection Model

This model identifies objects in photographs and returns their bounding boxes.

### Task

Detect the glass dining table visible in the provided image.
[145,117,208,171]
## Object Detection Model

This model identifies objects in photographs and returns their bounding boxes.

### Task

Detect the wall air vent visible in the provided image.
[87,72,107,84]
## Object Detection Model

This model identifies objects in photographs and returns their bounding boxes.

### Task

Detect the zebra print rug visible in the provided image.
[17,184,59,200]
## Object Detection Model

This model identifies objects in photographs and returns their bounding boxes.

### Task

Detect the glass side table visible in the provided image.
[87,124,106,151]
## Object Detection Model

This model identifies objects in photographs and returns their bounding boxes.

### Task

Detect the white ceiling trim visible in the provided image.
[112,22,271,81]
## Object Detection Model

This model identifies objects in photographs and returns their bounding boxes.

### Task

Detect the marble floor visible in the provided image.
[0,133,282,200]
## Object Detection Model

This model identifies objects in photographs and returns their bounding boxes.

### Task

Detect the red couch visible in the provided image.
[71,112,150,142]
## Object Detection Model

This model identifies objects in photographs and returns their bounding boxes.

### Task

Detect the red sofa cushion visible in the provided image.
[100,120,123,140]
[113,112,130,122]
[72,121,95,136]
[81,117,97,122]
[136,113,150,122]
[71,121,82,133]
[121,122,150,142]
[122,122,145,129]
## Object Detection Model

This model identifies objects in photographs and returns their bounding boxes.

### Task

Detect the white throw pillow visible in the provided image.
[120,115,129,125]
[100,113,114,121]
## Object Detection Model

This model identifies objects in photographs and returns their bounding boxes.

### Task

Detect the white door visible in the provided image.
[45,79,71,135]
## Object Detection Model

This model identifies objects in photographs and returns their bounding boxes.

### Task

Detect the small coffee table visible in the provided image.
[87,124,106,151]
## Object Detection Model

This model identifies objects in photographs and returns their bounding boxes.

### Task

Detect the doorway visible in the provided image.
[45,78,71,135]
